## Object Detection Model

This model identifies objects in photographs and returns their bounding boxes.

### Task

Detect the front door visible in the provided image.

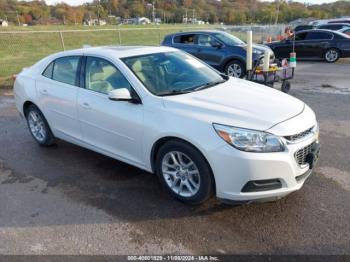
[196,34,225,68]
[77,56,143,165]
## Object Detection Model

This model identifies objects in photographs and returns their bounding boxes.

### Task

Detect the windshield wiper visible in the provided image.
[158,89,193,97]
[193,79,227,91]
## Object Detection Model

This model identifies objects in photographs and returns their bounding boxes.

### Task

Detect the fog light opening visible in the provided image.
[241,179,282,193]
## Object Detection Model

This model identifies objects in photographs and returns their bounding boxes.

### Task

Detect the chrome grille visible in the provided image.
[295,143,314,166]
[285,127,314,142]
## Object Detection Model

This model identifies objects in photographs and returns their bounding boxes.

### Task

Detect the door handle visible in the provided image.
[40,89,48,95]
[81,102,91,109]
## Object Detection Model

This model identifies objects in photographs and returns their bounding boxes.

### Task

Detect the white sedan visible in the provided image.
[14,46,320,204]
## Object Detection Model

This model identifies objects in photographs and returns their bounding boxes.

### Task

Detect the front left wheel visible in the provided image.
[155,140,214,205]
[25,105,56,146]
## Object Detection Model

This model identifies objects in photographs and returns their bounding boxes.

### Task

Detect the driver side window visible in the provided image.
[198,34,219,47]
[85,57,132,95]
[294,32,307,41]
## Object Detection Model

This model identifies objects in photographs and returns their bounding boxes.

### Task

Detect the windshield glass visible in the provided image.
[214,32,244,46]
[122,51,226,96]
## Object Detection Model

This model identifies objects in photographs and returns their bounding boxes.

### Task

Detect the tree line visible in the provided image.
[1,0,350,25]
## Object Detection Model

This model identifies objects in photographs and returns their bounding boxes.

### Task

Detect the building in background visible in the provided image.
[0,19,8,27]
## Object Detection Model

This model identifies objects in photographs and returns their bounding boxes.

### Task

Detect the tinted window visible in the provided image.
[123,51,225,96]
[42,62,54,79]
[294,25,313,32]
[294,32,308,41]
[197,34,220,47]
[173,34,196,44]
[85,57,132,95]
[52,56,80,86]
[319,24,343,30]
[306,32,332,40]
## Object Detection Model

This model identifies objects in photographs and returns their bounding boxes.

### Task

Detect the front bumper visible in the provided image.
[207,134,319,202]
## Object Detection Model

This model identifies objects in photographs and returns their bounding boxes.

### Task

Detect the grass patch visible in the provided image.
[0,24,264,89]
[0,24,220,89]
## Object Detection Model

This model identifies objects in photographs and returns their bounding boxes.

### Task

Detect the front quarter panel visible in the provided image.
[141,96,226,172]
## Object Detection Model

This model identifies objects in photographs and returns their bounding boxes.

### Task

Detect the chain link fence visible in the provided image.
[0,25,286,88]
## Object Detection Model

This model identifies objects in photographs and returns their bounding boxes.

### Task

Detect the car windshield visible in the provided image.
[213,32,245,46]
[122,51,226,96]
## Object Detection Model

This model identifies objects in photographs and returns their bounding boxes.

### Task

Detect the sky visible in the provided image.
[43,0,341,6]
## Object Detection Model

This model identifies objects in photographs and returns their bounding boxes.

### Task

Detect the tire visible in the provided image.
[225,60,246,78]
[155,140,214,204]
[324,48,340,63]
[25,104,56,146]
[281,81,291,93]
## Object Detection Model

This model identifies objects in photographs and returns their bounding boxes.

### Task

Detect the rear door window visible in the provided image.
[173,34,196,45]
[52,56,80,86]
[42,62,54,79]
[306,32,333,40]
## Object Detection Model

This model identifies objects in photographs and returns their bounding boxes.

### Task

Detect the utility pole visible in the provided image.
[192,9,195,24]
[185,9,188,24]
[16,10,20,26]
[152,1,156,24]
[274,0,280,25]
[97,0,100,25]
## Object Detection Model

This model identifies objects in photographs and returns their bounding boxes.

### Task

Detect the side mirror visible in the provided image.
[108,88,132,101]
[211,42,223,49]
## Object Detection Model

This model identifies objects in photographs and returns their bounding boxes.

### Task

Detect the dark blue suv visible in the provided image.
[162,30,274,78]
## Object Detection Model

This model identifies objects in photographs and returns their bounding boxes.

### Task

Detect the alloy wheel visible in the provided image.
[227,63,242,78]
[161,151,201,197]
[325,49,339,62]
[28,110,47,142]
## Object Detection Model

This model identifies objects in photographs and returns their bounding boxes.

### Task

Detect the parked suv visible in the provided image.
[162,30,274,78]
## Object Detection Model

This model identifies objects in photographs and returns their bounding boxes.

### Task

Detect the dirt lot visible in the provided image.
[0,59,349,256]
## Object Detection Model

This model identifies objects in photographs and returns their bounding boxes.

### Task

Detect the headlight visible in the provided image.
[213,124,285,152]
[253,48,263,55]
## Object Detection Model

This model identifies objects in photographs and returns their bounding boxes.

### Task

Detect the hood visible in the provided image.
[253,43,273,54]
[162,78,304,132]
[240,44,275,59]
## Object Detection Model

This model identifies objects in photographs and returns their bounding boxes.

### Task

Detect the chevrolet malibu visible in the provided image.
[14,46,320,204]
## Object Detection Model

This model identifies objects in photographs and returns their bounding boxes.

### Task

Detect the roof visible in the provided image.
[52,45,177,60]
[168,30,223,36]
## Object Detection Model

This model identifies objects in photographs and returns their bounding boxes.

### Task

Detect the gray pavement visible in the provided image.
[0,59,349,255]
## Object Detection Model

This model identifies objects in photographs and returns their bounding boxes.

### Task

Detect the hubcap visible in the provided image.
[227,63,242,78]
[28,111,46,142]
[162,151,200,197]
[326,50,338,62]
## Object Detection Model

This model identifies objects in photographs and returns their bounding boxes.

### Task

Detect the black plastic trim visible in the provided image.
[241,179,282,193]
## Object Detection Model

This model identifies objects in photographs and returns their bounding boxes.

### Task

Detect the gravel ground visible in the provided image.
[0,59,349,256]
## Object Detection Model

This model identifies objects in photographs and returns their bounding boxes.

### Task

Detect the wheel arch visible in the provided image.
[150,137,215,189]
[23,101,37,117]
[223,56,246,71]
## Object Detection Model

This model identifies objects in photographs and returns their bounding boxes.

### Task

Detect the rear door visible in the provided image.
[171,34,199,56]
[304,31,333,58]
[36,56,82,140]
